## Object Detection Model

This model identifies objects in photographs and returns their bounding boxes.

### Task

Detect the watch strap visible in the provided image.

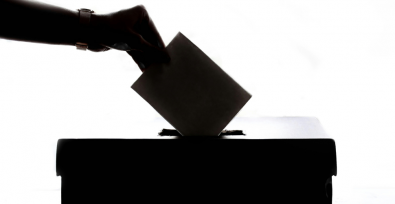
[76,8,94,51]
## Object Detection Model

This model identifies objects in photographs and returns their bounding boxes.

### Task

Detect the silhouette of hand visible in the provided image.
[89,5,170,71]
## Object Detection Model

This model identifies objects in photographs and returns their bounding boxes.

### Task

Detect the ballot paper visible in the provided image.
[132,32,252,136]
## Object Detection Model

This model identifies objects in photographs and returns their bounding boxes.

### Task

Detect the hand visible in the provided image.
[89,5,170,71]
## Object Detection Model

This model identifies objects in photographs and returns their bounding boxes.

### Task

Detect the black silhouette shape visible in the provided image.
[0,0,169,71]
[57,138,337,204]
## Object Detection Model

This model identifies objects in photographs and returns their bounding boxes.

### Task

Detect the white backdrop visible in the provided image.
[1,0,395,203]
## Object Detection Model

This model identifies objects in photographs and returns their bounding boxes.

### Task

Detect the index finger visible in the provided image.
[138,6,168,55]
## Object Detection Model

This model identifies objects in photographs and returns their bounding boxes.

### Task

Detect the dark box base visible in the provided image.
[57,138,337,204]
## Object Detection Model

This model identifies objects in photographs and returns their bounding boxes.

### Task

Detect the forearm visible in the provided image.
[0,1,169,67]
[0,0,101,46]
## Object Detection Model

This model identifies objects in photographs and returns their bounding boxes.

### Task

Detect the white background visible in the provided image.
[1,0,395,203]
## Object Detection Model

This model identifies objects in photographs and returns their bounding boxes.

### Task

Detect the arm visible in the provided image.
[0,0,80,46]
[0,0,169,71]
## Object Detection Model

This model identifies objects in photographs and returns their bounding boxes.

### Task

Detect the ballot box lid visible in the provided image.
[56,117,337,177]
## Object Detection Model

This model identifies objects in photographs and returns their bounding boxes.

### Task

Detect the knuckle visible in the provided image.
[135,5,147,14]
[135,5,149,21]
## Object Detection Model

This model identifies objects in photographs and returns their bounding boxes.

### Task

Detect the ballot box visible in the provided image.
[56,117,337,204]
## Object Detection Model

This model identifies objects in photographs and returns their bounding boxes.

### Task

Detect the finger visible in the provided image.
[96,24,169,70]
[138,35,170,63]
[127,50,146,72]
[126,36,170,72]
[137,6,169,59]
[125,33,170,70]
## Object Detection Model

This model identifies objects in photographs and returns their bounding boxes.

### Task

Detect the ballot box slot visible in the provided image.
[158,129,245,136]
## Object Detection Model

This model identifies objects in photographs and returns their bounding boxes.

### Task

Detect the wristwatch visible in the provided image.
[76,8,94,51]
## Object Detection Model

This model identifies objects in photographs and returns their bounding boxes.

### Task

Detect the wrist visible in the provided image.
[84,13,111,44]
[90,13,107,30]
[76,9,107,50]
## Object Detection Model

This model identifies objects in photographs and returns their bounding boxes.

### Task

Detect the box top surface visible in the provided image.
[56,117,336,177]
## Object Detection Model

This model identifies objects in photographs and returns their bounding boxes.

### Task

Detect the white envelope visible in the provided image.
[132,32,252,136]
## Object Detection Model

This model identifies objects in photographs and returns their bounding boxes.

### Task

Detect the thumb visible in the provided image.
[98,31,170,70]
[126,34,170,71]
[134,35,170,63]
